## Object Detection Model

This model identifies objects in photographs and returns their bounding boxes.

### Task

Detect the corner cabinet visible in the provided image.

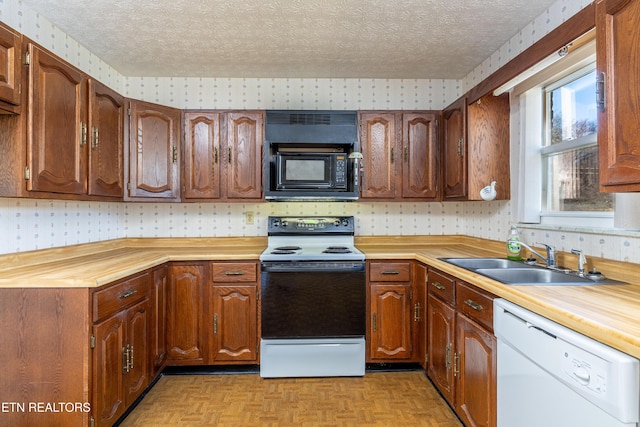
[596,0,640,192]
[182,110,263,201]
[210,261,260,363]
[126,99,181,201]
[359,111,439,200]
[426,267,497,427]
[442,94,510,201]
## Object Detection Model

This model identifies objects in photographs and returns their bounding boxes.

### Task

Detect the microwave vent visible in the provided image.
[265,110,358,144]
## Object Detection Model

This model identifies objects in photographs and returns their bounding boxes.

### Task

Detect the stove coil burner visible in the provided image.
[322,246,353,254]
[271,245,302,255]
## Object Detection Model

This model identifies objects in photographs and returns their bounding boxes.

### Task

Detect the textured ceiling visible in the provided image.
[22,0,557,79]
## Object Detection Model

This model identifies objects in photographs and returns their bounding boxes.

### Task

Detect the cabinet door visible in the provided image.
[443,97,467,199]
[124,299,150,406]
[127,100,181,200]
[597,0,640,191]
[167,264,207,363]
[27,44,88,195]
[0,22,21,106]
[455,314,497,427]
[427,294,456,405]
[369,283,411,360]
[92,313,126,427]
[211,285,258,363]
[226,111,263,199]
[359,112,398,198]
[401,113,439,199]
[151,264,168,376]
[88,79,124,197]
[183,112,222,199]
[413,263,427,369]
[467,93,510,200]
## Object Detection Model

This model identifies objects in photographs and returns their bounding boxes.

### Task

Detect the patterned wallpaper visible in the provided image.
[1,0,639,264]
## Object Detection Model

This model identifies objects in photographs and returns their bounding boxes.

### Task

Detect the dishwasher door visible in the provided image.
[494,299,640,427]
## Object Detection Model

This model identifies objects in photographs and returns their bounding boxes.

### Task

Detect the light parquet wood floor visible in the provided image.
[118,371,462,427]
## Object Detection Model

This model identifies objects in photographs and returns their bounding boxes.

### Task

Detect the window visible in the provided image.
[541,65,613,213]
[507,36,615,228]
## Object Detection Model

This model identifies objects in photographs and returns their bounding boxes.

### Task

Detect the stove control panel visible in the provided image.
[268,216,355,234]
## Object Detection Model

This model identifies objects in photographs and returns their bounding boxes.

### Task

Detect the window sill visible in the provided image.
[517,222,640,238]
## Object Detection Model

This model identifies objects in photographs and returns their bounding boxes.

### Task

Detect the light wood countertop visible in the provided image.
[1,235,640,358]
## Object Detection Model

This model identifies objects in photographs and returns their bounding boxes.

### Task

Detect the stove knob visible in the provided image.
[272,219,280,227]
[341,219,350,226]
[281,220,289,228]
[334,220,341,226]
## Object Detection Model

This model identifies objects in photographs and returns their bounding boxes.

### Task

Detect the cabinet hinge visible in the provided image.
[90,416,95,427]
[127,107,131,116]
[410,288,413,301]
[127,182,131,190]
[24,166,30,181]
[25,51,30,65]
[425,354,429,364]
[90,335,96,349]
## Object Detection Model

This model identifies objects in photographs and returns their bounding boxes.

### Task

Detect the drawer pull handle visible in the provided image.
[464,299,483,312]
[224,271,246,276]
[119,289,137,299]
[381,270,400,275]
[431,281,446,291]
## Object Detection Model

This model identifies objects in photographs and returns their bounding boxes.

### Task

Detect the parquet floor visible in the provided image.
[118,371,462,426]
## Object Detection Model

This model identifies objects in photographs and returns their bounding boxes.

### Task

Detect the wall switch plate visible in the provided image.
[245,211,254,224]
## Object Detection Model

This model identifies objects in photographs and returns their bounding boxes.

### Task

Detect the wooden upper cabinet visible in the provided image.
[402,112,438,198]
[360,112,398,198]
[183,111,222,199]
[0,22,21,109]
[88,79,124,198]
[442,94,510,201]
[597,0,640,191]
[126,99,181,201]
[27,43,88,195]
[225,111,263,199]
[360,111,438,200]
[443,97,467,199]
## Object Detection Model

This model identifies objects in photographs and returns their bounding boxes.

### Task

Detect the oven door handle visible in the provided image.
[261,262,365,273]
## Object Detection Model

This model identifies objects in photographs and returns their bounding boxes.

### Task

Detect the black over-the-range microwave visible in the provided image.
[263,110,361,201]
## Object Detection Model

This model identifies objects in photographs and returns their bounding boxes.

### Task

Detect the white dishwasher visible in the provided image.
[494,299,640,427]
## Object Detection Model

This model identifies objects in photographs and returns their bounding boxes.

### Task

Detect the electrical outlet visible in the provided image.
[245,211,254,224]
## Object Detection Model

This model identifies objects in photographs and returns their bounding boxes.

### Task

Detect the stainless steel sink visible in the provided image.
[474,268,594,285]
[440,257,532,270]
[439,257,627,286]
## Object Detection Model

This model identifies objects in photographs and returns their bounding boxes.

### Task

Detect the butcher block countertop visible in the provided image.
[1,235,640,359]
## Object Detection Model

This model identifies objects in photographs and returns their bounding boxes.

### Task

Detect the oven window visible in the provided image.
[285,159,327,181]
[261,269,365,339]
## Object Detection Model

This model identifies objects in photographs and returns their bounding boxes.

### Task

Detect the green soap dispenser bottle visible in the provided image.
[506,225,522,260]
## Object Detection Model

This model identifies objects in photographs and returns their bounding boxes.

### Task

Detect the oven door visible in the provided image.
[260,261,366,339]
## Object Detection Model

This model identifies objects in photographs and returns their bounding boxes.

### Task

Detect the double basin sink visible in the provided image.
[439,257,626,286]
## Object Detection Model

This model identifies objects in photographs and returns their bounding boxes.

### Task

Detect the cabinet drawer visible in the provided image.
[427,269,455,305]
[211,262,258,283]
[369,261,411,282]
[93,272,149,322]
[456,281,495,331]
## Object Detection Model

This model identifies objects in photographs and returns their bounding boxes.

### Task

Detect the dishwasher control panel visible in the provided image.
[562,339,609,395]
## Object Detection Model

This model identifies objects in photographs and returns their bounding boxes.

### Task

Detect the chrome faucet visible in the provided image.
[519,241,557,268]
[571,248,587,276]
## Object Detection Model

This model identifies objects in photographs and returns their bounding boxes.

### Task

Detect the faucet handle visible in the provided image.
[536,243,557,267]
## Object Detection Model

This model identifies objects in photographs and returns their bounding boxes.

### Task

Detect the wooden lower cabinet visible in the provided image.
[367,260,419,362]
[166,262,208,364]
[210,261,260,363]
[455,313,497,427]
[150,264,168,376]
[427,293,456,404]
[91,271,151,427]
[426,268,497,427]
